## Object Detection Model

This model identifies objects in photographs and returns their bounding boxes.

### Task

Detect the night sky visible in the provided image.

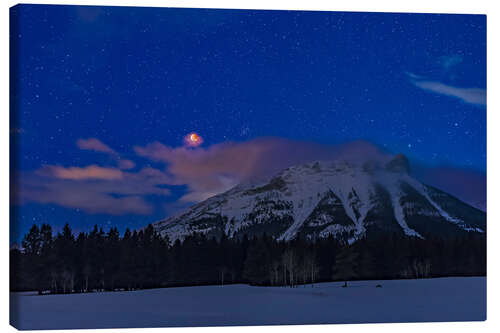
[10,5,486,242]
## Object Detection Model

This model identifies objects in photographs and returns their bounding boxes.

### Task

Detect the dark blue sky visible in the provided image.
[10,5,486,241]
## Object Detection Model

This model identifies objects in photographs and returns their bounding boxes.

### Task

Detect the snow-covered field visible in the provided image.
[10,277,486,330]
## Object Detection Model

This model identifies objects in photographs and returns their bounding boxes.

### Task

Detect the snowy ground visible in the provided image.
[10,277,486,330]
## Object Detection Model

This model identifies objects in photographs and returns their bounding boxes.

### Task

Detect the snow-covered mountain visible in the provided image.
[153,155,486,243]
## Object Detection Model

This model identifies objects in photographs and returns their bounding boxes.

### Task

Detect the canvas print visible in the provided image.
[9,4,486,330]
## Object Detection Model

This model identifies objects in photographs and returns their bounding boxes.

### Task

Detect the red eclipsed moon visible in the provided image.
[184,132,203,147]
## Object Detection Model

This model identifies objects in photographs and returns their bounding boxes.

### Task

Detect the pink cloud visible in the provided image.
[134,139,282,201]
[134,138,391,202]
[117,159,136,170]
[22,188,152,215]
[15,165,171,215]
[77,138,116,154]
[76,138,136,171]
[21,184,152,215]
[38,165,124,180]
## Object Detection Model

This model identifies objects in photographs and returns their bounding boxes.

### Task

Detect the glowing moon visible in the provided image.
[184,132,203,147]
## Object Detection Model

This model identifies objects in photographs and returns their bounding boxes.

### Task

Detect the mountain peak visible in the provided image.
[386,154,410,174]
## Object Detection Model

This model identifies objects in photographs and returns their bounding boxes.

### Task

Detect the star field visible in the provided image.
[10,5,486,241]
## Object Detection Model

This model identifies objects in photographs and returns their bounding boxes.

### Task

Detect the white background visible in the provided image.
[1,0,498,332]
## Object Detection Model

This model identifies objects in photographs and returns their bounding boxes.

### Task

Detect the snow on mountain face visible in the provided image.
[153,156,486,243]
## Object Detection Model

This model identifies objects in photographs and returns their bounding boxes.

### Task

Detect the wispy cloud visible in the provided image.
[37,165,124,181]
[413,81,486,106]
[14,166,171,215]
[134,138,390,203]
[77,138,115,154]
[405,72,423,80]
[77,137,136,170]
[408,73,486,106]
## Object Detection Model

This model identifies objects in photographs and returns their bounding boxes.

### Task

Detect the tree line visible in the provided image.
[10,223,486,294]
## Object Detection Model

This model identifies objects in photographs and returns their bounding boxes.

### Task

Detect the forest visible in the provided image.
[10,223,486,294]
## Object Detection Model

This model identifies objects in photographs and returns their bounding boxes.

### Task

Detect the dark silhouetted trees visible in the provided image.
[10,223,486,294]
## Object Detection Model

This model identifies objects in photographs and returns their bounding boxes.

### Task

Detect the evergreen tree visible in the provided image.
[39,224,54,293]
[21,225,42,293]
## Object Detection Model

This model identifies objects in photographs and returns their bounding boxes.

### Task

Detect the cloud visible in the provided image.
[135,138,391,203]
[412,80,486,106]
[37,165,124,180]
[77,138,115,154]
[405,72,423,80]
[77,138,136,170]
[407,73,486,106]
[14,166,172,215]
[117,159,136,170]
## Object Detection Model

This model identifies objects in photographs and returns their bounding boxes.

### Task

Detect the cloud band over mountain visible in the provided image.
[12,137,486,215]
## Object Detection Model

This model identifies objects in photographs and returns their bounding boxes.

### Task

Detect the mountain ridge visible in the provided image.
[153,156,486,243]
